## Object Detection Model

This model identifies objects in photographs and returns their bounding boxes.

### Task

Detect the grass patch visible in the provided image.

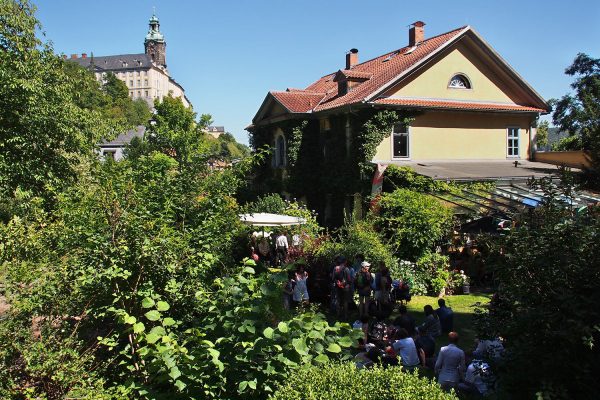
[401,293,491,351]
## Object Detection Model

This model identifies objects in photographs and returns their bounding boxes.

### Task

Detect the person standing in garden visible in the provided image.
[356,261,373,318]
[333,257,352,319]
[258,237,271,265]
[275,230,289,266]
[292,264,309,306]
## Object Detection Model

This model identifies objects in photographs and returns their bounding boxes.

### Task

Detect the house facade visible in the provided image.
[248,22,549,226]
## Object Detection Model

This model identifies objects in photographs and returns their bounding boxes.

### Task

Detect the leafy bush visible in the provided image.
[395,254,451,296]
[312,218,396,271]
[416,253,450,296]
[384,166,449,193]
[551,134,583,151]
[477,177,600,399]
[376,189,454,261]
[271,361,457,400]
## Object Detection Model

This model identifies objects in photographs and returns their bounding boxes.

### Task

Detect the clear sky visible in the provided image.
[35,0,599,144]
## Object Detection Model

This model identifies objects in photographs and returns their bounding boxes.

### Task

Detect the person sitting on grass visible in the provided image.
[458,358,492,397]
[392,328,420,370]
[415,326,436,369]
[436,298,454,333]
[435,331,466,391]
[393,304,416,337]
[419,305,441,338]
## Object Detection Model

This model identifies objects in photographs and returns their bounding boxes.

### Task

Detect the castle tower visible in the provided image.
[144,12,166,68]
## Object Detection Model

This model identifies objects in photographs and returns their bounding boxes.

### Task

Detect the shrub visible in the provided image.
[376,189,454,261]
[270,361,457,400]
[312,218,396,271]
[395,254,451,296]
[416,253,451,296]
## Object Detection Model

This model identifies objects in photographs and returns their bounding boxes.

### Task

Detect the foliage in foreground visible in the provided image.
[0,153,360,399]
[270,362,457,400]
[477,177,600,399]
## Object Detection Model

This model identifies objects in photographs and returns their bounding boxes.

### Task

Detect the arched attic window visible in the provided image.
[448,74,472,89]
[274,134,286,168]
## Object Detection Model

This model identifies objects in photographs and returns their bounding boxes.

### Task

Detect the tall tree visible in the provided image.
[147,95,212,169]
[552,53,600,173]
[0,0,111,202]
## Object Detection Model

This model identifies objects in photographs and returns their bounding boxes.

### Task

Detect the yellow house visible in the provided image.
[247,22,550,225]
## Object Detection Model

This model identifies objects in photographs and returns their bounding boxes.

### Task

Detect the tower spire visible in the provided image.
[144,11,166,68]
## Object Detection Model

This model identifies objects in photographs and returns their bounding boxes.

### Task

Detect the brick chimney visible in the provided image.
[81,53,87,59]
[346,48,358,69]
[409,21,425,46]
[70,54,78,59]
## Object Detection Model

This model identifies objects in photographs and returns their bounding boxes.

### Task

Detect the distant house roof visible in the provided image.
[99,125,145,147]
[206,126,225,133]
[251,25,549,126]
[72,53,153,71]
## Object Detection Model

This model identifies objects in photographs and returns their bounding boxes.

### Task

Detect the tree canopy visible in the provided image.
[551,53,600,173]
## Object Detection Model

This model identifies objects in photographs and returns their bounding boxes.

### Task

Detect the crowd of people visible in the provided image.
[250,237,500,395]
[249,230,301,267]
[353,299,502,396]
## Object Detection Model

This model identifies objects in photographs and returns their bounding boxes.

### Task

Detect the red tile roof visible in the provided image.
[307,26,468,112]
[257,25,547,120]
[373,98,547,113]
[271,90,326,113]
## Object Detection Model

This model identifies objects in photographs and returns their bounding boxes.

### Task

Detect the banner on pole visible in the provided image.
[370,163,388,210]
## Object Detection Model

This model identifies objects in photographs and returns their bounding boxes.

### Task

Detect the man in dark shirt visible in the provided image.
[393,305,416,336]
[436,298,454,333]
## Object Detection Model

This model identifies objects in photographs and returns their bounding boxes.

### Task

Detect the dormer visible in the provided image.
[334,68,373,96]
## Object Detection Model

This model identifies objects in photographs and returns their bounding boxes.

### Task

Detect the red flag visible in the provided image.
[370,163,388,211]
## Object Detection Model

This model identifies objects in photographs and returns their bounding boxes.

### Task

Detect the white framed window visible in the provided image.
[137,79,140,87]
[129,80,133,87]
[392,123,410,158]
[448,73,472,89]
[507,127,520,157]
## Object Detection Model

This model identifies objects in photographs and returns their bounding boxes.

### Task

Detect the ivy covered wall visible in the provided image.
[249,109,419,226]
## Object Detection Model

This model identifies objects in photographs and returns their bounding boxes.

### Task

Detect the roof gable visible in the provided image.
[375,29,548,110]
[251,24,548,127]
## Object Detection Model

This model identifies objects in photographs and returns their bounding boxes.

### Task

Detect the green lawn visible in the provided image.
[400,293,491,352]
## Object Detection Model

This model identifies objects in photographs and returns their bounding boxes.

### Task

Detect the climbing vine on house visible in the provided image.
[356,110,416,175]
[286,120,308,169]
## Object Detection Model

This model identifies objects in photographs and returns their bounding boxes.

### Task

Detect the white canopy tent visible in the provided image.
[239,213,307,227]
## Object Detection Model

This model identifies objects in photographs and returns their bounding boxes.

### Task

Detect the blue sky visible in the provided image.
[36,0,599,144]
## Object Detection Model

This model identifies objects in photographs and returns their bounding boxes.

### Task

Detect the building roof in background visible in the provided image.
[99,125,145,147]
[71,53,153,71]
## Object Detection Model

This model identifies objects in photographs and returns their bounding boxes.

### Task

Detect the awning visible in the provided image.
[239,213,307,227]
